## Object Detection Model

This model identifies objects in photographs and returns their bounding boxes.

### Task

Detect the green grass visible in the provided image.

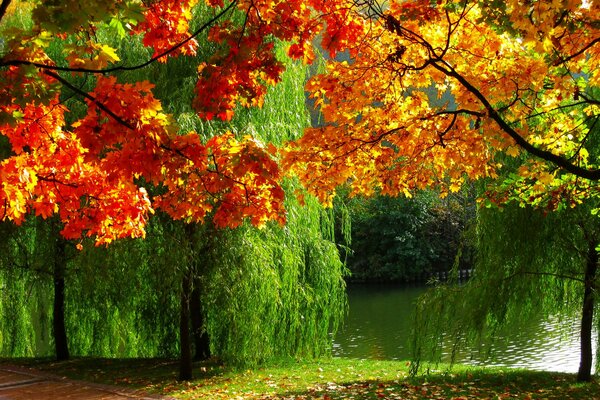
[2,357,599,399]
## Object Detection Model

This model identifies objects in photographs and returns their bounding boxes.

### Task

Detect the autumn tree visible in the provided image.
[0,0,366,242]
[285,0,600,205]
[0,0,335,376]
[279,0,600,382]
[0,9,347,382]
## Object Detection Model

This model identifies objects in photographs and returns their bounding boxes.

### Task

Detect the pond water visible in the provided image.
[332,284,595,373]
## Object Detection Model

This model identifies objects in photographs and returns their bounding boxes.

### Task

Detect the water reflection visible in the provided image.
[333,284,596,373]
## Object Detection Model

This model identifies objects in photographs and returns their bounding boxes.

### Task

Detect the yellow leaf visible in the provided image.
[98,44,120,63]
[538,172,554,185]
[506,146,520,157]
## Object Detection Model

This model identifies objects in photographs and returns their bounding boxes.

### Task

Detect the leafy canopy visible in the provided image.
[285,0,600,210]
[1,0,600,244]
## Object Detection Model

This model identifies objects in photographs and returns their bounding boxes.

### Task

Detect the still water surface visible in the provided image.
[332,284,595,373]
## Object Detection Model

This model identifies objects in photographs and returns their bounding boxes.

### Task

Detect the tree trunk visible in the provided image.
[53,237,69,361]
[179,266,193,381]
[190,281,210,361]
[577,240,598,382]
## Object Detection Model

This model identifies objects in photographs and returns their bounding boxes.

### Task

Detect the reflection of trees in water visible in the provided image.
[445,314,587,372]
[334,285,592,373]
[334,285,423,360]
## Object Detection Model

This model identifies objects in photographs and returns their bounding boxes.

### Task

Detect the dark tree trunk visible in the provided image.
[190,280,210,361]
[53,238,69,361]
[577,240,598,382]
[179,266,193,381]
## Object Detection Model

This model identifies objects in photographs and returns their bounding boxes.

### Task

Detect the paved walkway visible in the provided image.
[0,365,174,400]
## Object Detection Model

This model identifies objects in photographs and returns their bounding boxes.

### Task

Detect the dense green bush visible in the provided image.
[345,190,475,283]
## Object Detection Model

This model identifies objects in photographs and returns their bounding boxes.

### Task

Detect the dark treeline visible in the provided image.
[342,188,476,284]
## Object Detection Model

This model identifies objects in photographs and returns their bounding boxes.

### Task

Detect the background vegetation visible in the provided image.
[344,189,475,283]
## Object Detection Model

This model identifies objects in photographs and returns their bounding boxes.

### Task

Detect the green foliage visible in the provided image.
[2,216,186,358]
[65,223,181,357]
[0,271,50,357]
[0,195,346,363]
[0,218,55,357]
[346,190,474,283]
[411,203,594,374]
[202,188,347,365]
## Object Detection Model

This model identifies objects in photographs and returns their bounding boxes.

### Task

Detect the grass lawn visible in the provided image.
[3,357,599,399]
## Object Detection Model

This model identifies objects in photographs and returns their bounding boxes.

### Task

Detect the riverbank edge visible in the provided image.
[1,357,598,399]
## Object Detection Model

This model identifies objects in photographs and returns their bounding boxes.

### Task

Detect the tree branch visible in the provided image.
[437,112,457,147]
[0,260,53,278]
[430,61,600,180]
[578,92,600,106]
[505,270,584,283]
[0,0,11,24]
[0,0,238,74]
[43,70,134,130]
[37,174,80,189]
[553,37,600,66]
[381,9,600,180]
[435,109,485,118]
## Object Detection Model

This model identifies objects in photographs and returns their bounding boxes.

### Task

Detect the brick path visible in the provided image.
[0,365,174,400]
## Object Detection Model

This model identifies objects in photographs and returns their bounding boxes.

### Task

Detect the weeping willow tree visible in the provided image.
[0,3,347,376]
[411,203,598,381]
[57,185,346,363]
[1,198,347,363]
[0,220,49,358]
[200,188,347,365]
[64,222,182,358]
[0,217,74,360]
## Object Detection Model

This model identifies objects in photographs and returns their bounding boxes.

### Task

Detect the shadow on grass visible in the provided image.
[268,370,600,400]
[2,358,599,399]
[0,357,224,391]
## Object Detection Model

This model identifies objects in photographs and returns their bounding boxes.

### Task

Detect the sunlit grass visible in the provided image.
[4,357,599,399]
